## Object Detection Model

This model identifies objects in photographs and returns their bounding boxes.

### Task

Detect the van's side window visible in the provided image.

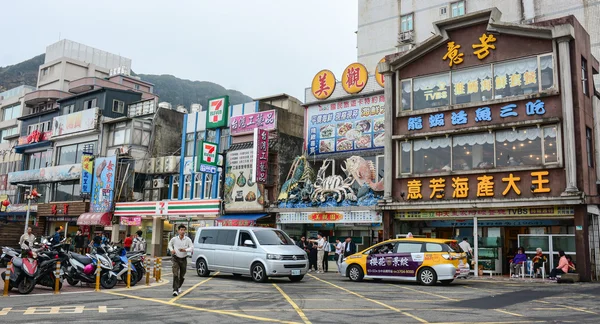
[239,231,254,247]
[395,242,424,253]
[216,229,237,246]
[425,243,443,252]
[199,229,217,244]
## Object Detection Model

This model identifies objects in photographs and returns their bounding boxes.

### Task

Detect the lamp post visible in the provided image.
[17,184,33,235]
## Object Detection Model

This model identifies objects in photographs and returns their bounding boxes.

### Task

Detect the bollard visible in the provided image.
[153,258,156,278]
[95,262,101,292]
[3,262,11,297]
[54,261,61,295]
[145,258,150,286]
[126,259,131,289]
[156,257,162,282]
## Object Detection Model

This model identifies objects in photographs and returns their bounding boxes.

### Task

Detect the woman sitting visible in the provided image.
[532,248,547,277]
[510,247,527,278]
[548,250,569,280]
[566,256,576,273]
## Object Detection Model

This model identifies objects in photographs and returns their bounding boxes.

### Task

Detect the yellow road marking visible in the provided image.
[169,272,219,303]
[273,283,311,324]
[494,309,523,317]
[386,283,460,301]
[308,274,428,323]
[538,300,598,315]
[103,290,301,324]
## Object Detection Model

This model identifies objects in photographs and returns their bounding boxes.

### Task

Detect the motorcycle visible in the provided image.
[110,247,139,286]
[1,246,20,267]
[64,245,117,289]
[1,242,38,294]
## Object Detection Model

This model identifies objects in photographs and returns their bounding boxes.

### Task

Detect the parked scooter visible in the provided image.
[1,242,38,294]
[1,246,20,267]
[64,245,117,289]
[110,247,139,286]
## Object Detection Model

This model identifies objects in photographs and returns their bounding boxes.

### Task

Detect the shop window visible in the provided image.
[412,73,450,110]
[451,65,493,105]
[400,79,412,111]
[495,127,542,167]
[586,127,594,167]
[413,137,451,174]
[401,14,413,32]
[540,54,554,90]
[543,125,558,164]
[493,57,539,99]
[452,133,494,170]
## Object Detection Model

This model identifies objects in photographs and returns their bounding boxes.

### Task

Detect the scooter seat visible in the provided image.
[71,253,92,265]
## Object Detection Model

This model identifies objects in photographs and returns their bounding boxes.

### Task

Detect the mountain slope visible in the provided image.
[0,54,253,108]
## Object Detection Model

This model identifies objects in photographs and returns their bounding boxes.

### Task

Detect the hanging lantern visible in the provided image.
[1,200,9,207]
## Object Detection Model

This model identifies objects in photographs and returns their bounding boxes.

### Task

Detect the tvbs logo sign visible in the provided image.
[202,143,217,164]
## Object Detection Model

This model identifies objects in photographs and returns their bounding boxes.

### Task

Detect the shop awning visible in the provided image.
[216,214,269,226]
[14,141,52,154]
[77,212,112,226]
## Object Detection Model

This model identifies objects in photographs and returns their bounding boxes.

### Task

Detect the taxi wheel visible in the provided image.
[348,265,364,282]
[417,267,437,286]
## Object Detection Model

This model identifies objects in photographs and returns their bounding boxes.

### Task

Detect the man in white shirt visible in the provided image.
[459,237,473,256]
[168,224,193,296]
[312,233,325,274]
[322,237,331,272]
[335,239,343,272]
[19,227,36,251]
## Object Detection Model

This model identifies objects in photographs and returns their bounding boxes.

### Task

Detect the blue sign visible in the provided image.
[199,164,217,174]
[425,219,561,228]
[80,153,93,195]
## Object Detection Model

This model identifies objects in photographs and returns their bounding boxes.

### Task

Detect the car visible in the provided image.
[191,226,308,283]
[340,238,470,285]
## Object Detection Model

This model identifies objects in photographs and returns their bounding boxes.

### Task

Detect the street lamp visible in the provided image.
[17,184,41,234]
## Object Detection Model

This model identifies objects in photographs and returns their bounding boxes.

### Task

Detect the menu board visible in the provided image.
[306,94,385,155]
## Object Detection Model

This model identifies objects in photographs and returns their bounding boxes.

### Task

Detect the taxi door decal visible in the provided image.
[366,252,422,277]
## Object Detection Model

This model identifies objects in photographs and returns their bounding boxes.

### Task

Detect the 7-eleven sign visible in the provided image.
[197,141,219,167]
[206,95,229,129]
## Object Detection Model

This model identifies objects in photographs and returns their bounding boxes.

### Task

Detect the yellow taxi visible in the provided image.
[340,238,470,285]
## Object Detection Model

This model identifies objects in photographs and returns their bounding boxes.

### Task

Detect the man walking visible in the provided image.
[314,233,325,274]
[123,234,133,251]
[322,236,331,272]
[335,239,343,272]
[132,230,147,253]
[343,237,356,258]
[74,230,84,253]
[168,224,193,297]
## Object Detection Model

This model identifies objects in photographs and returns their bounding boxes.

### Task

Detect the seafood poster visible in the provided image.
[90,156,117,213]
[306,94,385,155]
[224,148,265,212]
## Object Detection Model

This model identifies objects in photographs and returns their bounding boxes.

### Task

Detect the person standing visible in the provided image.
[297,236,308,253]
[123,234,133,251]
[322,236,331,272]
[132,230,147,253]
[101,232,110,245]
[343,237,356,257]
[168,224,193,296]
[74,230,84,253]
[313,233,325,274]
[51,227,62,246]
[308,242,317,272]
[19,227,36,256]
[335,239,343,272]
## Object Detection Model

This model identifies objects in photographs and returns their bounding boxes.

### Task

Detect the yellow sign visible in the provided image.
[375,57,385,88]
[311,69,336,100]
[472,33,497,59]
[442,41,464,67]
[341,63,368,94]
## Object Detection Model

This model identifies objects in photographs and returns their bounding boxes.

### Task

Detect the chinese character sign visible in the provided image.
[253,128,269,184]
[375,57,385,88]
[224,148,265,212]
[90,156,117,213]
[230,110,277,136]
[80,153,93,195]
[306,94,385,155]
[311,69,336,100]
[206,95,229,129]
[342,63,368,94]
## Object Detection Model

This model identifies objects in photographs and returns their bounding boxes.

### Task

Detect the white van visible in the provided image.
[191,227,308,282]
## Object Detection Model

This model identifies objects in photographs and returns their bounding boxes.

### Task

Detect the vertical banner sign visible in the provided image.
[90,156,117,213]
[206,95,229,129]
[197,141,219,170]
[252,128,269,184]
[80,153,93,195]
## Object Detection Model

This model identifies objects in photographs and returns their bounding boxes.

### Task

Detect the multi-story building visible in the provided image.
[378,9,599,280]
[357,0,600,89]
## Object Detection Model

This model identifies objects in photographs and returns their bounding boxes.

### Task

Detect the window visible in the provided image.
[216,230,237,246]
[198,229,217,244]
[131,120,152,146]
[25,150,52,170]
[134,84,140,90]
[183,175,192,199]
[171,175,180,200]
[204,174,213,198]
[27,121,51,134]
[0,127,18,143]
[2,104,21,121]
[401,14,413,32]
[83,98,97,110]
[61,104,75,115]
[582,57,589,96]
[253,230,294,245]
[54,180,81,201]
[425,243,443,252]
[400,54,554,110]
[57,142,96,165]
[451,1,465,17]
[395,242,423,253]
[112,100,125,113]
[398,125,559,175]
[238,231,255,247]
[587,127,594,167]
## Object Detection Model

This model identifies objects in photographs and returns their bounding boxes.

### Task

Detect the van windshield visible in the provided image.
[253,230,294,245]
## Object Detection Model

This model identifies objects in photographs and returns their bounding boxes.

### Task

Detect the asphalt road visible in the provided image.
[2,260,600,324]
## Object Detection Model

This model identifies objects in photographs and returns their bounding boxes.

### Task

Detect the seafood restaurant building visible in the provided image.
[273,63,387,249]
[378,9,600,280]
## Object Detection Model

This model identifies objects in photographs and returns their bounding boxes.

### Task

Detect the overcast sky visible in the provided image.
[0,0,358,102]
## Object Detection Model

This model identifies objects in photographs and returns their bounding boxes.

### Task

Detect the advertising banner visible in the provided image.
[17,130,52,145]
[51,108,98,137]
[7,164,81,184]
[252,128,269,184]
[81,153,93,195]
[206,96,229,129]
[120,216,142,226]
[306,93,385,155]
[230,110,277,136]
[224,148,264,212]
[91,156,117,213]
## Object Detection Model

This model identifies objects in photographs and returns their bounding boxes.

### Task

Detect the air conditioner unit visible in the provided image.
[398,30,414,43]
[164,156,178,173]
[146,158,156,174]
[155,157,165,173]
[153,178,165,188]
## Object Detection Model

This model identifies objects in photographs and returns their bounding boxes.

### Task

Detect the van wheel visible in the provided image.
[348,265,364,282]
[196,259,210,277]
[417,267,437,286]
[440,279,453,285]
[289,275,304,282]
[251,263,267,283]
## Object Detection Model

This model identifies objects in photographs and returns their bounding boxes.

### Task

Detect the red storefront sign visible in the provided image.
[308,212,344,222]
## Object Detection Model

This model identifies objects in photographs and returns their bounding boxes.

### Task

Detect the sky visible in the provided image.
[0,0,358,102]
